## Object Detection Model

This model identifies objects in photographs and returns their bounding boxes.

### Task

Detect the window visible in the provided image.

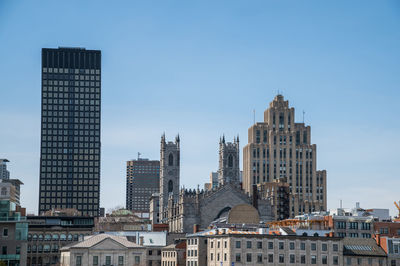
[290,254,295,263]
[93,256,99,265]
[135,256,140,264]
[168,180,173,193]
[257,241,262,249]
[336,221,346,229]
[322,255,327,264]
[346,258,352,265]
[235,241,241,248]
[257,254,262,263]
[333,256,339,265]
[246,253,252,262]
[247,241,252,249]
[106,256,111,265]
[380,228,389,234]
[268,254,273,263]
[168,154,174,166]
[228,155,233,167]
[349,222,358,230]
[301,242,306,250]
[235,253,241,262]
[311,255,317,264]
[76,256,82,266]
[2,228,8,237]
[290,242,295,250]
[118,256,124,265]
[322,243,327,251]
[211,241,213,248]
[358,258,362,265]
[279,242,284,250]
[361,222,371,230]
[311,243,316,250]
[268,241,274,249]
[2,246,7,255]
[210,253,213,261]
[301,255,306,264]
[279,254,284,263]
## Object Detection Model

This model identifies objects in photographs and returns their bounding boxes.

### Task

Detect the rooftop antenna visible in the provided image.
[253,109,255,125]
[137,152,141,160]
[340,199,343,209]
[302,110,305,123]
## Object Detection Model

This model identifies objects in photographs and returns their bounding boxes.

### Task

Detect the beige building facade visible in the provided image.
[243,95,327,217]
[207,233,343,266]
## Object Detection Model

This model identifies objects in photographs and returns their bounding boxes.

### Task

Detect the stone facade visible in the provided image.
[156,136,273,234]
[160,134,180,221]
[207,233,343,266]
[218,136,240,186]
[243,95,327,217]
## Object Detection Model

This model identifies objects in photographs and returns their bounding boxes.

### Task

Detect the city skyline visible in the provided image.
[0,1,399,216]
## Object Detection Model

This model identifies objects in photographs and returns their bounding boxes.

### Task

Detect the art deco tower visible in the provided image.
[39,47,101,216]
[243,95,326,217]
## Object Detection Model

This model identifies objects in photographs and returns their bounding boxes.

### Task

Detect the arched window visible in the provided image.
[67,234,73,241]
[228,155,233,167]
[168,154,174,166]
[60,234,66,241]
[52,234,59,241]
[73,234,79,241]
[38,234,43,241]
[168,180,173,193]
[32,234,38,241]
[44,234,51,241]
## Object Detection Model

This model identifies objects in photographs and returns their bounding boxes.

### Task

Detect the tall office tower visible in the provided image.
[243,95,327,217]
[126,158,160,215]
[0,159,10,180]
[39,47,101,216]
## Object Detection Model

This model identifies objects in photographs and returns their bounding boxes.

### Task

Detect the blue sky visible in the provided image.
[0,1,399,216]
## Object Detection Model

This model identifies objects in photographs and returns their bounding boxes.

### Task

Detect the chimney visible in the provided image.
[375,233,381,246]
[139,236,144,246]
[356,202,360,209]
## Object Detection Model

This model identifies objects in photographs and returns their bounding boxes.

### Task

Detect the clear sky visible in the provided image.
[0,1,399,216]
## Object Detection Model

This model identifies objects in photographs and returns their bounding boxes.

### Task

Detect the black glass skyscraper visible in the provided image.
[39,47,101,216]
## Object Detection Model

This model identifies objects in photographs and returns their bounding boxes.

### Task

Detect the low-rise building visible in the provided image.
[27,215,94,265]
[206,230,343,265]
[60,234,147,266]
[377,235,400,266]
[374,221,400,238]
[161,241,186,266]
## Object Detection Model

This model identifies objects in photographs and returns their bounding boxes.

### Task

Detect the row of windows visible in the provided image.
[40,176,99,183]
[43,74,100,80]
[28,233,84,241]
[39,204,98,210]
[43,86,99,93]
[211,240,338,252]
[42,110,99,117]
[336,221,372,230]
[76,255,132,266]
[43,68,100,74]
[216,253,339,265]
[43,94,99,101]
[43,80,100,87]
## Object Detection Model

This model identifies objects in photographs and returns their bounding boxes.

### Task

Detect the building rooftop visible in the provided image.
[343,238,386,257]
[61,234,142,250]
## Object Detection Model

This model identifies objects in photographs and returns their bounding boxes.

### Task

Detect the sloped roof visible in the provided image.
[343,238,386,257]
[62,234,143,250]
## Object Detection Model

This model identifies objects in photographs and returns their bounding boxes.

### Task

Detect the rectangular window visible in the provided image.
[268,241,274,249]
[290,242,295,250]
[76,256,82,266]
[268,254,273,263]
[322,255,327,264]
[279,254,284,263]
[246,253,252,262]
[235,253,241,262]
[301,255,306,264]
[333,244,338,252]
[279,242,284,250]
[106,256,111,265]
[2,228,8,237]
[135,256,140,263]
[301,242,306,250]
[311,255,317,264]
[235,241,241,248]
[93,256,98,266]
[322,243,327,251]
[257,254,262,263]
[290,254,295,263]
[333,256,339,265]
[257,241,262,249]
[118,256,124,265]
[247,241,252,249]
[311,243,316,251]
